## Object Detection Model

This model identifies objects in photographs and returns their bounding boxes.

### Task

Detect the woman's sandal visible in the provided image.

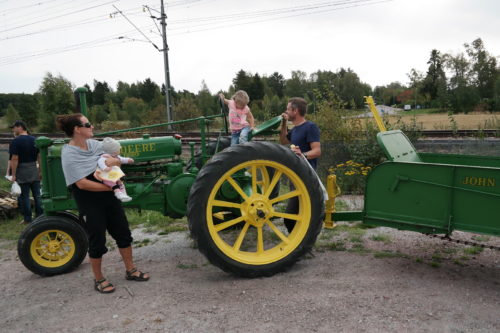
[125,268,150,281]
[94,278,115,294]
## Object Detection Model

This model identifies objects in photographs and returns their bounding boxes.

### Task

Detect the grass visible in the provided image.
[369,233,391,244]
[386,112,500,130]
[463,246,484,255]
[373,250,409,259]
[471,235,491,242]
[126,209,188,235]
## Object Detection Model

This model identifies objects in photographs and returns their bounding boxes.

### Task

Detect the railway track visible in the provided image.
[0,129,498,144]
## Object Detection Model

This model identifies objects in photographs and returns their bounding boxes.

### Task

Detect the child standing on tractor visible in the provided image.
[219,90,255,146]
[94,137,134,202]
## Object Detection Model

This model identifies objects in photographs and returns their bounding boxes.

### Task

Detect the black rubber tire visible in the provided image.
[187,137,231,170]
[17,216,88,276]
[187,141,324,278]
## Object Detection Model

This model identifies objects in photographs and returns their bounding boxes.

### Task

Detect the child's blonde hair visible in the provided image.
[232,90,250,106]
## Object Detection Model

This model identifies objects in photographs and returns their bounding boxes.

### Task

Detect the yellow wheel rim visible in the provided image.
[30,229,76,268]
[207,160,311,265]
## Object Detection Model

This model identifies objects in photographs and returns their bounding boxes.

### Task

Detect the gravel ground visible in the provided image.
[0,196,499,333]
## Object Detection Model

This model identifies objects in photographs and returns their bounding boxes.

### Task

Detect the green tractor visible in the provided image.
[17,88,325,278]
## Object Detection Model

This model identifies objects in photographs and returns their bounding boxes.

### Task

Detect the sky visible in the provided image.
[0,0,499,95]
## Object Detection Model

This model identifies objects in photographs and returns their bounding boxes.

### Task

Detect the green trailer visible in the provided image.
[329,129,500,237]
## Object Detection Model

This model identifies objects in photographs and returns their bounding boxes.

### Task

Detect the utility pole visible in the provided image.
[160,0,173,125]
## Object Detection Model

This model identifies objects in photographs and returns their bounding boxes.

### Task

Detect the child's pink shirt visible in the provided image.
[228,100,250,132]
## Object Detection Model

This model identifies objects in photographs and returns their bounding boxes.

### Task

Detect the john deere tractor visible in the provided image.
[17,87,325,278]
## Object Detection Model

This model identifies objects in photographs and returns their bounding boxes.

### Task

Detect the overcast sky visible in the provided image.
[0,0,499,95]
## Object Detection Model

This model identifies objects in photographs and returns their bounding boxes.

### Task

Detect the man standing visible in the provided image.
[280,97,321,168]
[279,97,321,232]
[9,120,43,223]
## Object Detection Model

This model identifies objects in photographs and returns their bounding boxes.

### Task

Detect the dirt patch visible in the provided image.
[1,221,499,332]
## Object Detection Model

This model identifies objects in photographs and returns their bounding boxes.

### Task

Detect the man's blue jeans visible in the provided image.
[19,181,43,222]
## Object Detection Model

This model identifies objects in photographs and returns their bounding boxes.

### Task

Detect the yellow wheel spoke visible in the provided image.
[211,200,242,209]
[226,176,249,201]
[232,222,250,251]
[257,226,264,254]
[214,216,245,232]
[265,221,290,244]
[263,170,282,198]
[272,211,300,221]
[269,190,300,205]
[251,165,257,194]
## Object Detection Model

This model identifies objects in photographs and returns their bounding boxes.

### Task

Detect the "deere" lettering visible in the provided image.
[121,143,156,157]
[462,176,495,187]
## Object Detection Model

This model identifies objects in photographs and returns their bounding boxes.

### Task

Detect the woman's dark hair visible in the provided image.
[56,113,84,137]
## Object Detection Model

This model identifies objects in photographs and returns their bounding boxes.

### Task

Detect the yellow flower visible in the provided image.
[336,163,345,167]
[346,160,353,165]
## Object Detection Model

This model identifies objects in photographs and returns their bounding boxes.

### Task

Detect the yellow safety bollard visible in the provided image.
[324,169,341,229]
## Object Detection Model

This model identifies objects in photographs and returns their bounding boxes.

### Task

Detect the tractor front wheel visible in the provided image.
[187,142,324,277]
[18,216,88,276]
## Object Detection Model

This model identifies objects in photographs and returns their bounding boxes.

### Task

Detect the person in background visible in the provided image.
[279,97,321,232]
[219,90,255,146]
[56,113,149,294]
[9,120,43,224]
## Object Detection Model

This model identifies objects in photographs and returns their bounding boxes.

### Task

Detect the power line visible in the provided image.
[0,0,61,15]
[169,0,392,36]
[0,0,117,33]
[112,4,159,50]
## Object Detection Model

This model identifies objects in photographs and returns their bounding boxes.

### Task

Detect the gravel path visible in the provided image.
[1,220,499,332]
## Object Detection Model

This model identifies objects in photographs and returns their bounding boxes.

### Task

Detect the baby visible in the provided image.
[95,137,134,202]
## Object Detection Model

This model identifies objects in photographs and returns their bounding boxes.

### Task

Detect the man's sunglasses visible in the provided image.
[78,122,92,128]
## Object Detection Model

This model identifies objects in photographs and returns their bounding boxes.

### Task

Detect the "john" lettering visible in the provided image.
[462,176,496,187]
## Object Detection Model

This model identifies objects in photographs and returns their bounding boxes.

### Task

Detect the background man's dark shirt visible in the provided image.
[9,135,38,163]
[286,121,320,169]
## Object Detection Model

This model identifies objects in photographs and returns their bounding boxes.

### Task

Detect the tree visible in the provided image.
[248,73,265,101]
[232,70,252,92]
[407,68,424,108]
[174,95,202,131]
[464,38,498,100]
[266,72,285,98]
[197,81,217,116]
[5,104,20,125]
[284,70,308,98]
[122,97,148,127]
[38,73,75,132]
[138,78,160,104]
[444,52,479,112]
[421,49,448,106]
[92,80,111,105]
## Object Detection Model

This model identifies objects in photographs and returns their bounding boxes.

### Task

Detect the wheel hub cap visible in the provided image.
[246,196,271,227]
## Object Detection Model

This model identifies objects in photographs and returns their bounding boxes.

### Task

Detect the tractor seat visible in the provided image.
[376,130,421,162]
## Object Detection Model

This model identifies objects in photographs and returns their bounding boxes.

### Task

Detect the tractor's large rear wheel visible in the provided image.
[187,142,324,277]
[18,216,88,276]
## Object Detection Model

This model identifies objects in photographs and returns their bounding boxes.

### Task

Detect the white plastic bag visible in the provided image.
[10,181,21,197]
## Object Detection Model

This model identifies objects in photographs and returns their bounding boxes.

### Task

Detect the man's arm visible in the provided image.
[10,155,18,182]
[304,141,321,160]
[279,114,290,144]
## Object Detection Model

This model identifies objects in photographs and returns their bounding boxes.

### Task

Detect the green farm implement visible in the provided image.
[17,92,499,278]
